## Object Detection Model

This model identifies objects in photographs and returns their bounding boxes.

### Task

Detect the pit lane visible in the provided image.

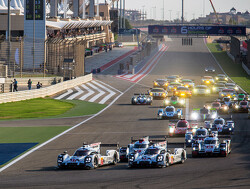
[0,38,250,189]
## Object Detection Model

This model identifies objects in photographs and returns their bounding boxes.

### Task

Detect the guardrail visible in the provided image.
[242,62,250,75]
[0,74,92,104]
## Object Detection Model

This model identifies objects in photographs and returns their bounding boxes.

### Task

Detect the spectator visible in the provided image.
[27,79,32,90]
[36,82,42,89]
[13,79,18,92]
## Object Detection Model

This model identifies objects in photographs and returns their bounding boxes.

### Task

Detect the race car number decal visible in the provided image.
[170,156,174,164]
[101,157,104,165]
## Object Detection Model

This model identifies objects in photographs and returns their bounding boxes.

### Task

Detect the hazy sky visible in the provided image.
[121,0,250,21]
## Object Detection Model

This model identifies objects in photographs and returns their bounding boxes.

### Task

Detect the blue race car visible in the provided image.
[131,93,152,105]
[157,106,182,120]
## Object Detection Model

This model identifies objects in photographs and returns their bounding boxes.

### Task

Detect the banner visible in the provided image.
[148,25,246,36]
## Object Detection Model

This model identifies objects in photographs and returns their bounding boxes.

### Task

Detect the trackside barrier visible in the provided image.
[0,74,92,104]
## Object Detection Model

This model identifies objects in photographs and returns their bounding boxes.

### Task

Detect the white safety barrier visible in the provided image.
[0,74,92,104]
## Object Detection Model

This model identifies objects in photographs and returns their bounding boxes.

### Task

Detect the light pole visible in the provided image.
[162,0,165,23]
[182,0,184,24]
[7,0,11,77]
[169,10,172,22]
[142,5,145,20]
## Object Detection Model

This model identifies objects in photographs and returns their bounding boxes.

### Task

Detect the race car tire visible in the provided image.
[166,157,170,167]
[94,157,99,169]
[181,153,185,164]
[112,153,118,165]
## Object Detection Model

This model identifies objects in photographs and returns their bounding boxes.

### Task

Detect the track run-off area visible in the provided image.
[0,38,250,189]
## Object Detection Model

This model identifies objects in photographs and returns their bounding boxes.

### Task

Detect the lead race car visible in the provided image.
[157,106,182,120]
[57,142,119,169]
[192,134,231,157]
[128,136,187,168]
[131,93,152,105]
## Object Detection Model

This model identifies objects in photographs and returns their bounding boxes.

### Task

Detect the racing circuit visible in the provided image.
[1,37,250,188]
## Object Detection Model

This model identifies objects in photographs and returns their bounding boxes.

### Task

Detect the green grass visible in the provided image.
[51,100,107,118]
[0,98,74,120]
[0,98,107,120]
[207,43,250,93]
[0,126,70,167]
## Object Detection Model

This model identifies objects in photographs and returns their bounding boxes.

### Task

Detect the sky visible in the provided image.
[117,0,250,21]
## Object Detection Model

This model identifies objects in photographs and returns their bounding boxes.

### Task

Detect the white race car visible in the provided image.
[128,138,186,168]
[193,85,211,96]
[57,142,119,169]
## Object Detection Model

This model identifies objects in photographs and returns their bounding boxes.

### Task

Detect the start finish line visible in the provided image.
[148,25,246,36]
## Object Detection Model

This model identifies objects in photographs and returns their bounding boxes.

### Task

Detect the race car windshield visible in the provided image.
[73,150,90,156]
[204,140,216,144]
[196,86,207,89]
[212,103,220,107]
[151,89,164,92]
[177,122,188,127]
[203,76,212,79]
[134,144,147,149]
[240,102,247,105]
[215,83,225,87]
[200,108,209,114]
[144,148,160,155]
[185,135,192,140]
[222,89,234,93]
[214,120,223,124]
[196,130,206,136]
[166,107,174,112]
[171,96,177,101]
[178,87,189,91]
[238,94,245,98]
[224,98,230,102]
[226,83,234,86]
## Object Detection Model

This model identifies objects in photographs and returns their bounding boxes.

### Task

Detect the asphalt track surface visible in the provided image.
[1,38,250,189]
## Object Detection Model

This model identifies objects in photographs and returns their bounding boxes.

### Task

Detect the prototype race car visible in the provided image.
[157,106,182,120]
[168,119,196,136]
[149,88,168,100]
[57,142,119,169]
[191,107,217,120]
[128,137,187,168]
[219,88,237,99]
[153,79,169,89]
[193,85,211,96]
[215,74,229,83]
[174,86,192,98]
[232,100,249,113]
[186,127,209,147]
[163,96,185,107]
[210,117,234,134]
[205,66,215,73]
[192,135,231,157]
[201,76,215,86]
[131,93,152,105]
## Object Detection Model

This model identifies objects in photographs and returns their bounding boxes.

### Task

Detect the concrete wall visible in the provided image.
[242,62,250,75]
[0,74,92,104]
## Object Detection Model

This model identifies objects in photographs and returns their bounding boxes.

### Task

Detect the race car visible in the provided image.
[232,100,249,113]
[168,119,196,136]
[119,147,129,162]
[174,86,192,98]
[166,75,182,83]
[225,83,239,92]
[219,88,237,99]
[192,135,231,157]
[153,79,169,89]
[234,93,249,101]
[212,82,226,93]
[222,97,233,108]
[157,106,182,120]
[185,132,194,147]
[201,76,215,86]
[215,74,229,83]
[167,82,183,92]
[211,101,229,114]
[131,93,152,105]
[193,85,211,96]
[149,88,168,100]
[128,138,187,168]
[57,142,119,169]
[205,66,215,73]
[163,96,185,107]
[181,79,195,89]
[186,127,209,147]
[210,117,234,134]
[191,106,217,120]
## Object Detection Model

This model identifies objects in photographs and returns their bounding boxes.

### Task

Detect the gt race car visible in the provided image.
[232,100,249,113]
[210,101,229,114]
[193,85,211,96]
[167,82,183,93]
[157,106,182,120]
[219,88,237,99]
[201,76,215,86]
[212,83,226,93]
[181,79,195,89]
[153,79,169,89]
[57,142,119,169]
[128,137,187,168]
[205,66,215,73]
[149,88,168,100]
[215,74,229,83]
[163,96,185,107]
[174,86,192,98]
[131,93,152,105]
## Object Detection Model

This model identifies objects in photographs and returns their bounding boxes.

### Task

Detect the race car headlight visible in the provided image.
[207,106,211,110]
[235,105,239,109]
[165,83,169,86]
[234,97,237,100]
[206,80,210,84]
[193,89,197,93]
[223,106,228,110]
[57,157,63,163]
[221,94,225,96]
[165,100,170,104]
[162,93,166,97]
[154,82,158,86]
[157,155,164,162]
[85,157,92,163]
[191,112,198,119]
[134,97,137,101]
[147,98,151,101]
[150,92,153,96]
[180,93,185,96]
[178,112,181,115]
[213,87,216,91]
[206,89,210,93]
[129,155,135,161]
[159,112,163,116]
[216,77,219,80]
[180,100,185,104]
[169,127,174,133]
[225,78,228,81]
[211,113,217,119]
[235,86,239,91]
[229,128,232,131]
[192,128,197,133]
[192,147,197,151]
[184,84,189,88]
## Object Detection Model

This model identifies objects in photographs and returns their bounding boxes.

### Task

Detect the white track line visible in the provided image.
[92,81,116,104]
[95,80,122,94]
[66,86,84,100]
[87,82,105,102]
[55,89,73,100]
[79,84,95,100]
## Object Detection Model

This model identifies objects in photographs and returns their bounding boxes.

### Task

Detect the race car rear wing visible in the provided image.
[167,142,186,149]
[100,143,120,151]
[131,136,149,143]
[133,93,151,96]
